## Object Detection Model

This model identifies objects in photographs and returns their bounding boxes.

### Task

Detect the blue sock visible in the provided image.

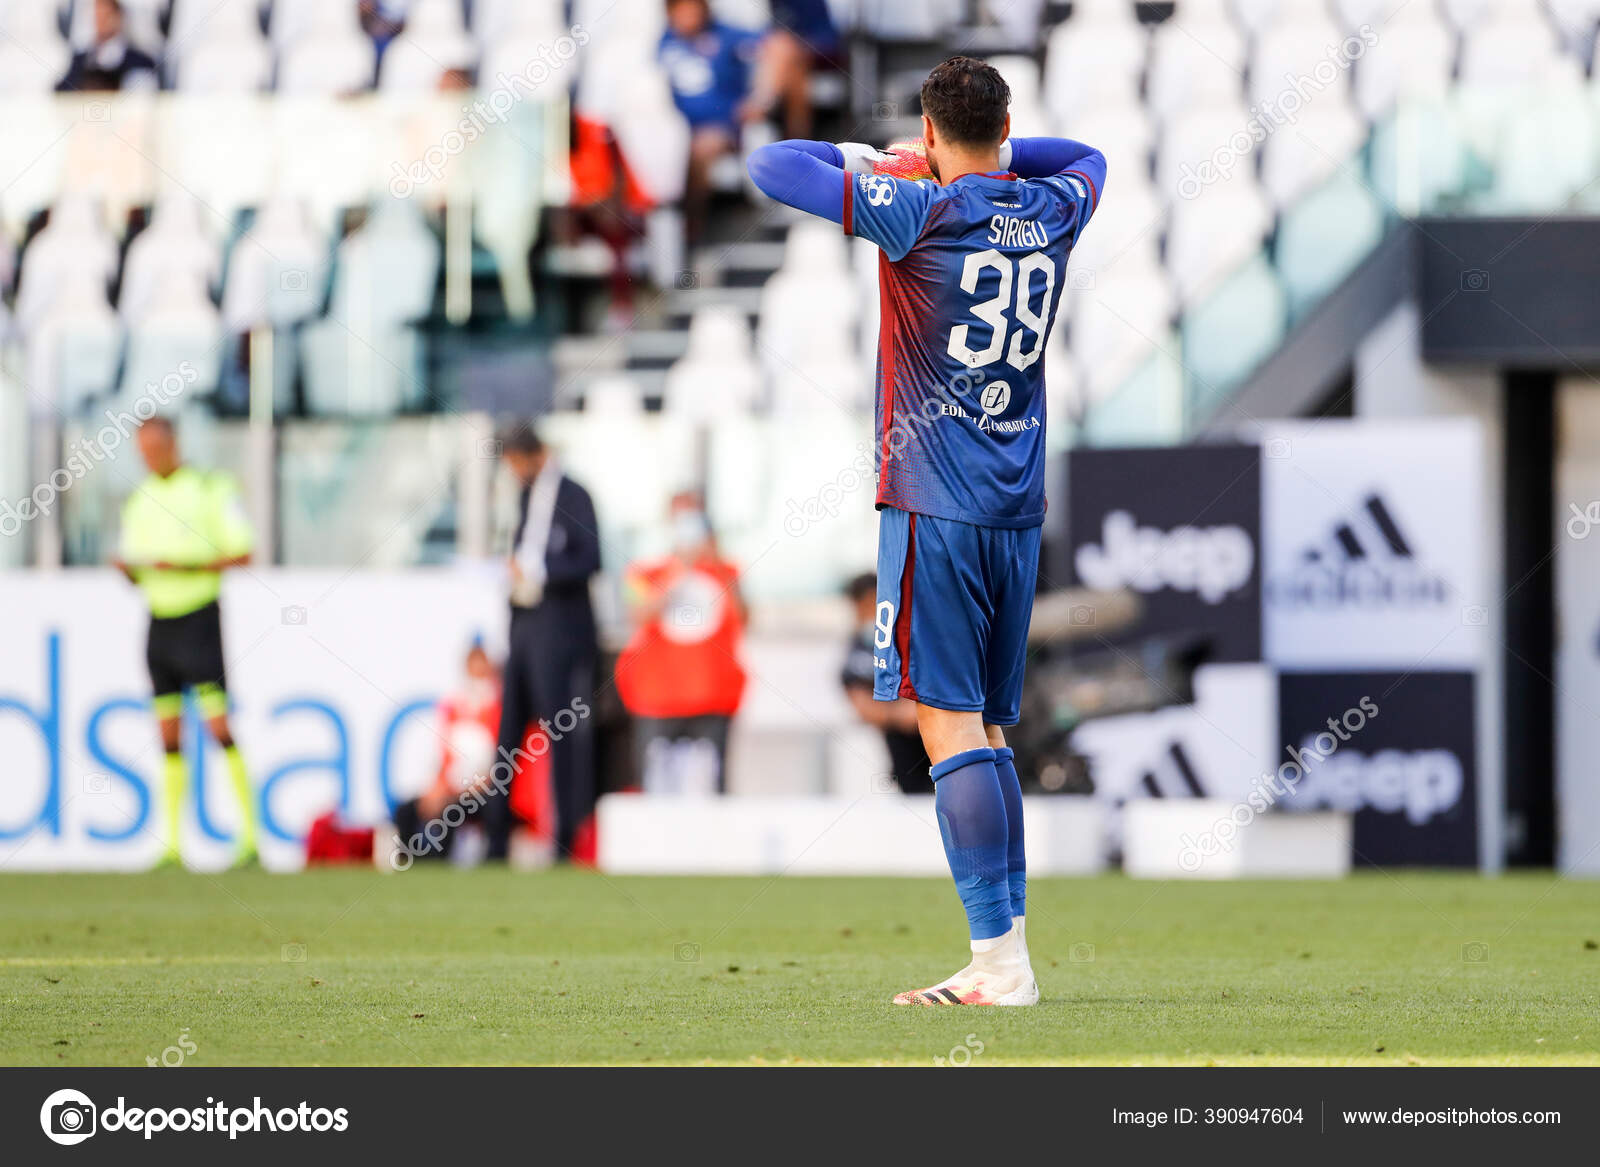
[994,747,1026,920]
[930,747,1012,942]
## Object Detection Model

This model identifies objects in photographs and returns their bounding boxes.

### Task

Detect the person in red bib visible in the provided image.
[616,492,747,793]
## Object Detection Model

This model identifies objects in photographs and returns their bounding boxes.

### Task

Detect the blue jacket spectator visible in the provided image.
[658,0,761,133]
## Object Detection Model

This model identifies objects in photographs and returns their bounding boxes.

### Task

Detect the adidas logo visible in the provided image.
[1268,492,1450,609]
[1134,741,1208,800]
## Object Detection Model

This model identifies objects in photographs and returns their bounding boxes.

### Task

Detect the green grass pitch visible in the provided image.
[3,869,1598,1066]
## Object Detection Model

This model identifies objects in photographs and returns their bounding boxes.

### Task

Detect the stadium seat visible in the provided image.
[1065,175,1163,292]
[1042,11,1147,119]
[1180,252,1286,403]
[987,55,1043,111]
[1259,103,1365,210]
[219,195,329,332]
[1061,102,1154,204]
[275,4,377,95]
[1155,101,1255,204]
[1459,13,1567,88]
[1066,257,1176,405]
[1165,181,1274,306]
[380,0,479,92]
[1248,15,1349,112]
[0,0,69,93]
[1332,0,1416,32]
[271,99,378,236]
[14,195,118,337]
[758,221,858,381]
[1441,0,1545,31]
[1352,10,1453,119]
[1146,13,1246,123]
[608,66,692,206]
[473,0,568,43]
[119,195,221,325]
[857,0,961,40]
[1368,100,1471,213]
[1275,169,1386,316]
[177,0,272,94]
[541,411,697,531]
[583,375,647,414]
[22,271,123,416]
[1229,0,1286,35]
[116,272,224,406]
[664,305,763,420]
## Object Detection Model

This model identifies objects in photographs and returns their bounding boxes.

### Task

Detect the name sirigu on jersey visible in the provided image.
[844,146,1104,529]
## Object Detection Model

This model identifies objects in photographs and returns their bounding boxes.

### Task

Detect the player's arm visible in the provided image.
[1003,136,1106,220]
[747,139,935,260]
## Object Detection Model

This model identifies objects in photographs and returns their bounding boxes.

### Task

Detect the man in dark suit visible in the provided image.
[58,0,158,91]
[487,422,602,861]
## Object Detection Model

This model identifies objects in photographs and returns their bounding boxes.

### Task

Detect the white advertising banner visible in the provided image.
[0,570,505,871]
[1070,664,1278,812]
[1259,419,1488,669]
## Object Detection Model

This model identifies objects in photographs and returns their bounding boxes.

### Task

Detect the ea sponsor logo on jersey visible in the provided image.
[979,381,1011,416]
[1075,510,1254,604]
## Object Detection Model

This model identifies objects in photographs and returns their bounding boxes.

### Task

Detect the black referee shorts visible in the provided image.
[146,601,229,716]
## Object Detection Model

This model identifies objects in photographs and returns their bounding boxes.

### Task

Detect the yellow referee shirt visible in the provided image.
[120,467,255,618]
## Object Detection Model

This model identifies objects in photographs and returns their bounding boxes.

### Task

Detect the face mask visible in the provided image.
[672,510,711,553]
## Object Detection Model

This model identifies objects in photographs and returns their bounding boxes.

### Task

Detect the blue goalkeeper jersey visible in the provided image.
[845,163,1101,528]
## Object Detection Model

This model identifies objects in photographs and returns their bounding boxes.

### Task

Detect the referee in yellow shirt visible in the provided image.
[113,418,258,869]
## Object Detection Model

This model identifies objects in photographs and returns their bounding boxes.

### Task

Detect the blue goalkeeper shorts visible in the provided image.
[873,506,1041,726]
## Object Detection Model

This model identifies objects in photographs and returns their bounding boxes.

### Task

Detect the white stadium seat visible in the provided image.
[1459,14,1566,87]
[119,195,221,325]
[116,272,224,407]
[1066,176,1164,286]
[181,33,272,93]
[0,0,69,93]
[1259,103,1366,210]
[15,195,118,337]
[219,196,328,332]
[1061,102,1153,191]
[664,306,763,421]
[1146,14,1246,123]
[758,222,859,387]
[380,0,479,92]
[1066,257,1175,406]
[1155,100,1255,204]
[23,271,123,416]
[1165,181,1274,306]
[1352,12,1453,119]
[275,3,376,95]
[1228,0,1285,35]
[1248,15,1349,112]
[473,0,568,43]
[1042,11,1148,119]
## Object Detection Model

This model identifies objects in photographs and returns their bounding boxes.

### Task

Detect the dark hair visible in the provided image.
[920,56,1011,148]
[496,420,543,456]
[845,572,877,603]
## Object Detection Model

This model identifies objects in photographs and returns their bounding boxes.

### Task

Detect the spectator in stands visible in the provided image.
[488,423,602,863]
[390,638,504,862]
[763,0,842,139]
[840,573,933,794]
[58,0,157,92]
[616,491,747,794]
[658,0,763,239]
